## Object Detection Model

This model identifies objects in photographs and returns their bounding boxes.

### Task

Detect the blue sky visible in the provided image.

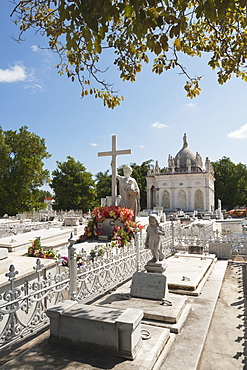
[1,2,247,192]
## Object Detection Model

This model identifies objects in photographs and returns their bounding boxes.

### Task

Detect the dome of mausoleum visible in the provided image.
[174,133,196,168]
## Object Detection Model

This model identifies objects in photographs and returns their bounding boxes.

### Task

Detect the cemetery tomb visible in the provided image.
[47,300,143,360]
[0,226,85,253]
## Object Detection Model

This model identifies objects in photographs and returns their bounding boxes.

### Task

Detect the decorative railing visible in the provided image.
[66,231,157,301]
[67,231,174,303]
[0,259,69,352]
[208,232,247,255]
[173,228,247,256]
[173,222,214,254]
[0,232,156,352]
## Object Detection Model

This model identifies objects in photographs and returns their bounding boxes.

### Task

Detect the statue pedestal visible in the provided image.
[144,260,167,274]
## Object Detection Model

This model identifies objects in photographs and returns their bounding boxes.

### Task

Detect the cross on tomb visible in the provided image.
[98,135,131,205]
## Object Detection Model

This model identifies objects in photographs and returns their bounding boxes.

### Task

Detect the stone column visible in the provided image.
[188,181,192,211]
[135,230,140,272]
[205,178,210,211]
[171,186,175,210]
[147,187,151,209]
[156,188,160,206]
[68,237,77,301]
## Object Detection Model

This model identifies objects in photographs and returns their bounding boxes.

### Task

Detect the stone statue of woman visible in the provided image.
[117,165,140,221]
[145,214,165,263]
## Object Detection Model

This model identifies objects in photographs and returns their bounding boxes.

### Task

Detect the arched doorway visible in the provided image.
[194,189,204,210]
[178,189,186,210]
[150,186,156,209]
[162,190,170,209]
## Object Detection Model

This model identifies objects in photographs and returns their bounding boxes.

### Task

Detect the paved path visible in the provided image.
[198,261,247,369]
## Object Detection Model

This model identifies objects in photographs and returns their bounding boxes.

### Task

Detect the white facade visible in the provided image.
[146,134,215,212]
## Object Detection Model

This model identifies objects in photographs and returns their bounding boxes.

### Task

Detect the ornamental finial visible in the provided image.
[183,133,188,148]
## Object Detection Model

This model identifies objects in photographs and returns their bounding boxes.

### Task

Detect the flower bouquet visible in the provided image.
[27,237,57,259]
[92,206,134,223]
[112,221,145,247]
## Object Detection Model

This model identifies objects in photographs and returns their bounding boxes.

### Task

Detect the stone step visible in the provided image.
[142,303,192,334]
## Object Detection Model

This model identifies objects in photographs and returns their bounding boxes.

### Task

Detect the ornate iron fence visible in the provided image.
[0,232,157,352]
[0,259,69,351]
[172,222,214,254]
[209,232,247,256]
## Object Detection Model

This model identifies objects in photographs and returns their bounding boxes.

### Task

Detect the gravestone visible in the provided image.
[64,217,79,226]
[130,271,167,300]
[131,258,168,301]
[139,211,149,217]
[99,219,124,241]
[153,207,163,216]
[189,245,204,254]
[208,241,232,259]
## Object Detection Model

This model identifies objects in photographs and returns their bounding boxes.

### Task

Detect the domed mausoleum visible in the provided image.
[146,133,215,212]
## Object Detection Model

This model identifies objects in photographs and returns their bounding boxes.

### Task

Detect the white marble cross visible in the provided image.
[98,135,131,205]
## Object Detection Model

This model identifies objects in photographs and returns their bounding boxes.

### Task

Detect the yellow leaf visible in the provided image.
[174,38,181,51]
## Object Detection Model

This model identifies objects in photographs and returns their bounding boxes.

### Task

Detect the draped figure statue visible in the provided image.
[117,165,140,221]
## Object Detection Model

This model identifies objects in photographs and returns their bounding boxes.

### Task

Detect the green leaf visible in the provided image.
[95,40,102,54]
[99,26,105,39]
[87,40,92,52]
[160,34,169,51]
[154,41,162,55]
[124,5,133,17]
[169,24,180,38]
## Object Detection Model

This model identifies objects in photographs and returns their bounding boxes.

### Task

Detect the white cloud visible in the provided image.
[90,143,98,147]
[23,83,44,94]
[31,45,39,52]
[20,67,44,94]
[151,121,168,129]
[185,103,196,108]
[228,123,247,139]
[0,65,27,83]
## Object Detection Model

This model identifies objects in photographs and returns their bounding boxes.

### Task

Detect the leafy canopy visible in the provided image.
[50,156,96,211]
[0,126,51,216]
[212,156,247,210]
[11,0,247,108]
[95,170,112,202]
